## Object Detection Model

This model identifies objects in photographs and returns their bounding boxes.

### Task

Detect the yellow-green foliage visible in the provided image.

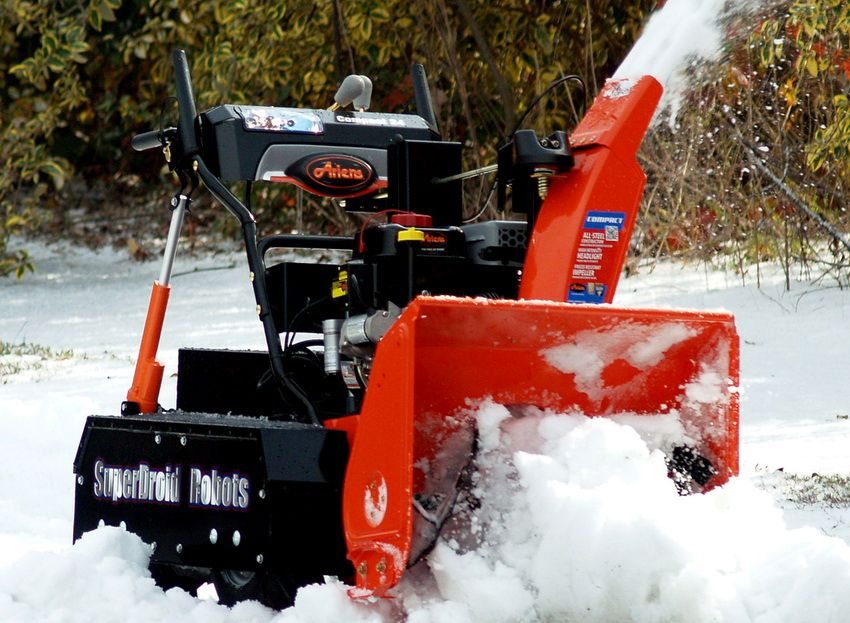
[1,0,656,275]
[633,0,850,282]
[752,1,850,176]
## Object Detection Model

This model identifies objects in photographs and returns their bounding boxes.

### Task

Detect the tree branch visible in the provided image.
[453,0,516,132]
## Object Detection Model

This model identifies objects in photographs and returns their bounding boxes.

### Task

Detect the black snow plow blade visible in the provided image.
[73,412,352,580]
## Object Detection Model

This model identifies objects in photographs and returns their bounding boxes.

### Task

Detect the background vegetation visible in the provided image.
[2,0,849,285]
[638,0,850,286]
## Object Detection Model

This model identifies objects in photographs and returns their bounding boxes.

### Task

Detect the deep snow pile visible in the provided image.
[406,404,850,622]
[2,240,850,621]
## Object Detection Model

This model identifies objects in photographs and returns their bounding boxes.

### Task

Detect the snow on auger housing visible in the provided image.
[72,50,739,609]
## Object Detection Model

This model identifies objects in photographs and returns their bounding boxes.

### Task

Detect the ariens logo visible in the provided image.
[309,160,367,182]
[285,153,376,197]
[305,155,373,188]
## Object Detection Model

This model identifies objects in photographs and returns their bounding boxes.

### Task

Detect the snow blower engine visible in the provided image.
[72,51,739,609]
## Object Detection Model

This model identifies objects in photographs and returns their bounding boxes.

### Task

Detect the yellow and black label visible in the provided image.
[332,270,348,299]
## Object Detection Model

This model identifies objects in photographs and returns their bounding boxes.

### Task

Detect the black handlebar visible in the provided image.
[131,128,175,152]
[412,64,439,135]
[172,49,200,158]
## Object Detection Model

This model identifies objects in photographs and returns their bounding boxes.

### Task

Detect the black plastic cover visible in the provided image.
[72,412,351,577]
[200,105,438,182]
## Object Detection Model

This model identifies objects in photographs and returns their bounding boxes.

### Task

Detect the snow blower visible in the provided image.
[72,50,739,609]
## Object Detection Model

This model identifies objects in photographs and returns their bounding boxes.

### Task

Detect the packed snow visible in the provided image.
[2,241,850,622]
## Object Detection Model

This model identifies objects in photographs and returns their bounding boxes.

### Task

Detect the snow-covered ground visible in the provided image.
[2,241,850,622]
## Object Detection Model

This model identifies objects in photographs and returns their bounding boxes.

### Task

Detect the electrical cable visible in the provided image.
[284,295,330,349]
[464,75,586,223]
[506,74,586,139]
[269,296,331,424]
[158,96,177,140]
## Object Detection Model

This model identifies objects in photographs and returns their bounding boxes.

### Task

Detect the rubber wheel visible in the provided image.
[212,569,300,610]
[149,562,203,596]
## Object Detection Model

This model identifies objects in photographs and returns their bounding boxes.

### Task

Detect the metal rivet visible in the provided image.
[357,562,367,576]
[256,304,262,315]
[154,434,162,445]
[258,489,266,499]
[77,475,84,485]
[232,530,241,547]
[376,559,386,573]
[209,529,218,544]
[176,543,183,554]
[256,554,264,565]
[151,541,157,553]
[180,435,187,446]
[249,271,255,282]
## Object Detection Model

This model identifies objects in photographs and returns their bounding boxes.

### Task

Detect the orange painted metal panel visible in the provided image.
[343,296,739,595]
[126,282,170,414]
[520,76,663,303]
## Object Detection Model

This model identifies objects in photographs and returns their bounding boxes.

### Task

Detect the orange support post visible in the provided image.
[126,281,171,414]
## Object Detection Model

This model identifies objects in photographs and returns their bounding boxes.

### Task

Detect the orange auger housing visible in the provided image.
[343,299,739,593]
[339,76,740,595]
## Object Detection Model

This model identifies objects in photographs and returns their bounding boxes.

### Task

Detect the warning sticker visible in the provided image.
[568,210,627,304]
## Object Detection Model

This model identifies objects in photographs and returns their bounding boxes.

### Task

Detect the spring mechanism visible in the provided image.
[533,170,553,199]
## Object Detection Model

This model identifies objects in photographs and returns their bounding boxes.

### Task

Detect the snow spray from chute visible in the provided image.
[614,0,772,122]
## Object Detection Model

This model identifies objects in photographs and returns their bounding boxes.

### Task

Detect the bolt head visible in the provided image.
[176,543,183,554]
[256,554,264,565]
[154,434,162,445]
[77,475,84,485]
[180,435,187,446]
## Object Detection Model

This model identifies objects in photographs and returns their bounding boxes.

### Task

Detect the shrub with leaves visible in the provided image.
[636,0,850,286]
[1,0,656,275]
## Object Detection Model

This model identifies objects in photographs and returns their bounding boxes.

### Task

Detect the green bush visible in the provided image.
[1,0,656,275]
[635,0,850,286]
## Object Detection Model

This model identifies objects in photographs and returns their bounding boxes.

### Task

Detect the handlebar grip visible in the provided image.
[131,130,164,152]
[412,63,439,134]
[171,49,200,157]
